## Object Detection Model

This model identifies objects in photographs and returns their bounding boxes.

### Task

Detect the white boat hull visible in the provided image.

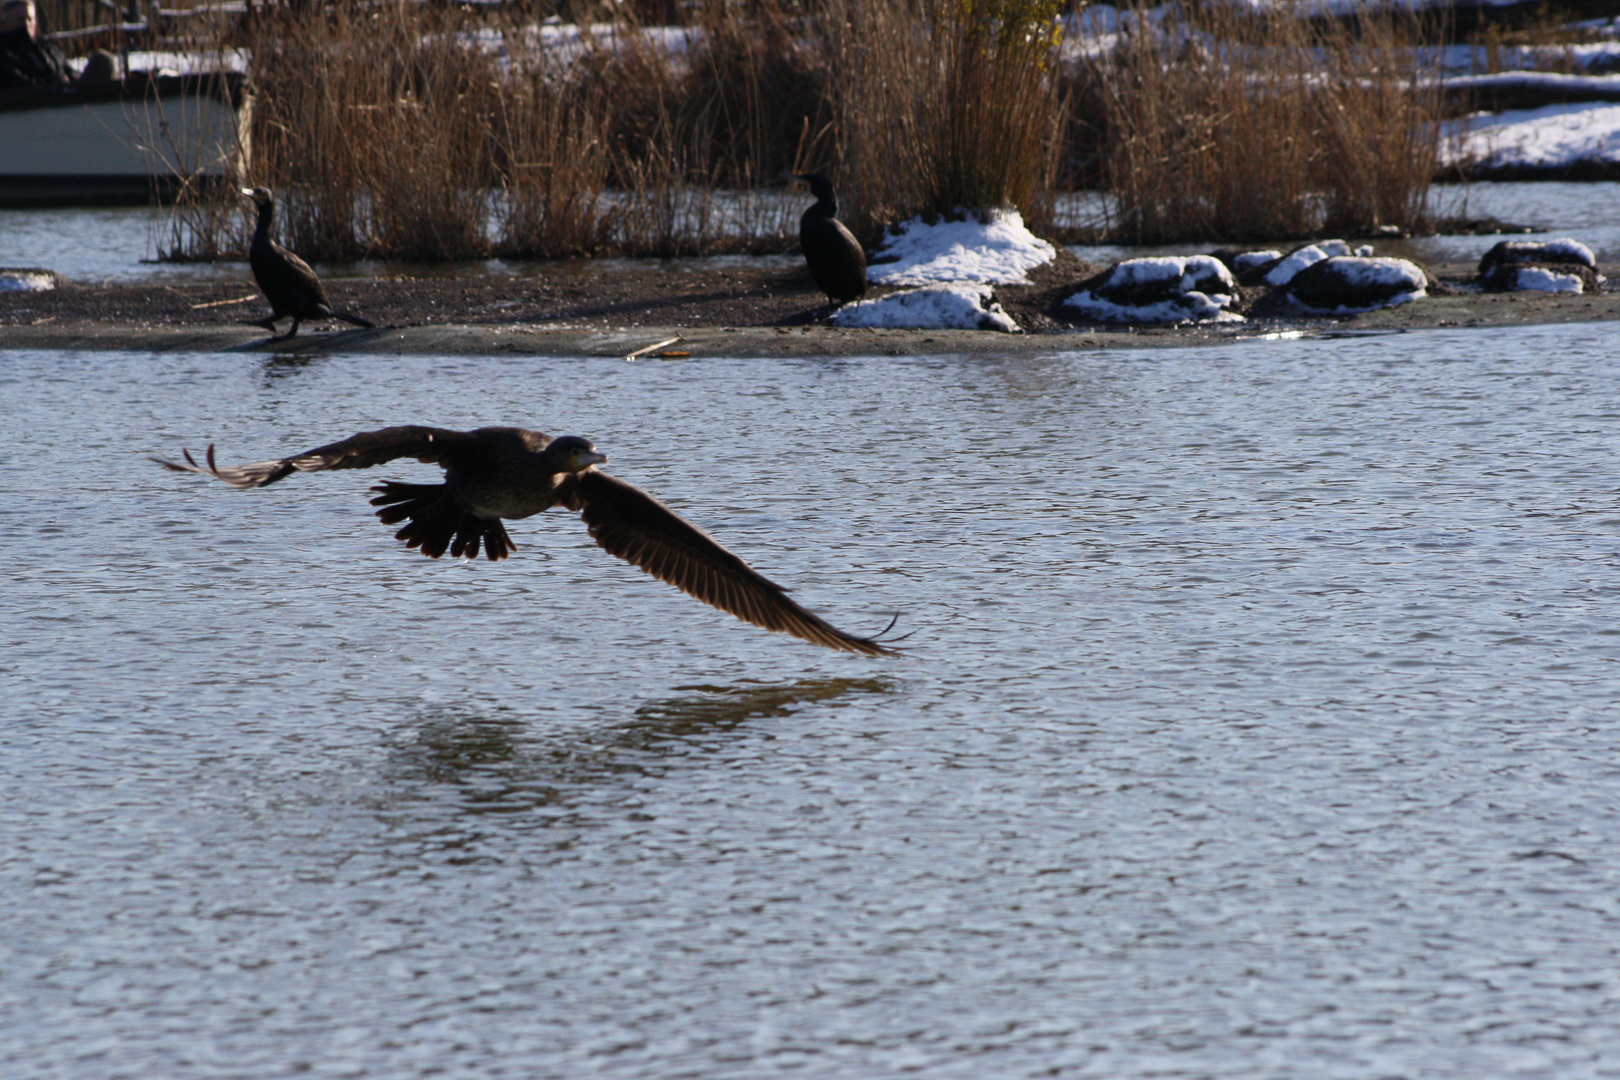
[0,73,249,206]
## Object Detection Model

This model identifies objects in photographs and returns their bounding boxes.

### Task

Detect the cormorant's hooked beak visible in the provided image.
[580,450,608,469]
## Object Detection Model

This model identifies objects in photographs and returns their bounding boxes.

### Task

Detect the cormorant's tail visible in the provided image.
[333,310,376,329]
[368,482,515,561]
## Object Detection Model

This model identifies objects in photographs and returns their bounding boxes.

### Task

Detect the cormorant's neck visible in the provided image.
[813,189,837,217]
[253,201,274,241]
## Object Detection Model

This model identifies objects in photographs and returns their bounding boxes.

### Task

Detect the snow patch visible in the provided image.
[0,271,56,292]
[1263,240,1372,286]
[867,209,1056,286]
[1234,250,1282,271]
[832,283,1021,332]
[1264,245,1329,286]
[1510,267,1586,293]
[1541,237,1599,267]
[1444,102,1620,173]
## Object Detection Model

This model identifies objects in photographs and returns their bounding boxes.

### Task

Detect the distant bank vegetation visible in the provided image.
[31,0,1594,259]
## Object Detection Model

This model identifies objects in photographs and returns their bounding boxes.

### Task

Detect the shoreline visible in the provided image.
[2,259,1616,357]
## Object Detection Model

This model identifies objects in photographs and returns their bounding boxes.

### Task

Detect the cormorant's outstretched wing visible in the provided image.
[151,425,481,489]
[563,469,897,656]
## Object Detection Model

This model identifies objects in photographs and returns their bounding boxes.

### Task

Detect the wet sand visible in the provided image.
[3,253,1616,356]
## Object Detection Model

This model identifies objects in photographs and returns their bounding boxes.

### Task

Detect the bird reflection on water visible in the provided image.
[382,677,895,824]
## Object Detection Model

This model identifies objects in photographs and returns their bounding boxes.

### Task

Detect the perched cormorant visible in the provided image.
[242,186,375,340]
[788,172,866,306]
[153,426,900,656]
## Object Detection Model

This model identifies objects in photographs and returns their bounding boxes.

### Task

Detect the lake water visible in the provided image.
[6,324,1620,1078]
[3,182,1616,284]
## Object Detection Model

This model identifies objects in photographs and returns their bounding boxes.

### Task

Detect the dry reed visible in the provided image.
[157,0,1451,262]
[1077,3,1445,243]
[819,0,1066,238]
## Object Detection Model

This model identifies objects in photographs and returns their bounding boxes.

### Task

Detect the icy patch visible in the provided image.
[1064,255,1243,324]
[832,283,1020,332]
[867,209,1056,286]
[0,270,56,292]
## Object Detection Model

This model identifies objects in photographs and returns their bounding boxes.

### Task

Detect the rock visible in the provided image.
[1285,256,1428,313]
[1478,238,1598,275]
[1481,263,1602,294]
[832,283,1021,332]
[1259,240,1376,288]
[1063,256,1243,324]
[1476,239,1604,294]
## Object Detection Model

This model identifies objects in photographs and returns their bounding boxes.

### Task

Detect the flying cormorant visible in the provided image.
[242,186,375,340]
[788,172,866,306]
[153,426,899,656]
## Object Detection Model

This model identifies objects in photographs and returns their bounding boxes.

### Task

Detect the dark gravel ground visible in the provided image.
[0,248,1101,333]
[2,249,1616,355]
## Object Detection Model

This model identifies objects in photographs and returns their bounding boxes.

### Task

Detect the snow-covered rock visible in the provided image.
[1478,238,1598,273]
[1483,265,1589,294]
[831,283,1020,332]
[1232,249,1282,272]
[1285,256,1427,314]
[1063,255,1243,324]
[1264,245,1330,286]
[1261,240,1375,287]
[867,209,1056,286]
[1477,238,1605,294]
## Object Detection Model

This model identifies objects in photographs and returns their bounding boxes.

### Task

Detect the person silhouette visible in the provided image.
[0,0,71,89]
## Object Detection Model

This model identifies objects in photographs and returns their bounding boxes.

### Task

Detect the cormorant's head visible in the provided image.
[785,172,836,205]
[241,186,273,209]
[547,435,608,472]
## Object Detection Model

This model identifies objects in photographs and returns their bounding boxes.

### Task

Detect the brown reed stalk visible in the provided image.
[819,0,1065,239]
[1312,13,1443,236]
[1083,2,1444,243]
[159,0,1449,261]
[494,71,615,258]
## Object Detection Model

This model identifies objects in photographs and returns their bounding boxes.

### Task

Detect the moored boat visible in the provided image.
[0,69,248,207]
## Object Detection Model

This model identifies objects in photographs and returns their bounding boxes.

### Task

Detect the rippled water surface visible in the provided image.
[6,325,1620,1078]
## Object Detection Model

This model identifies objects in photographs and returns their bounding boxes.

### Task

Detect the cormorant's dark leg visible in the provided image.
[272,318,301,342]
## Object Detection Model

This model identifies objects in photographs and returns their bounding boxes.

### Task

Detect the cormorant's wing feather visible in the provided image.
[568,470,896,656]
[151,426,479,489]
[267,242,332,311]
